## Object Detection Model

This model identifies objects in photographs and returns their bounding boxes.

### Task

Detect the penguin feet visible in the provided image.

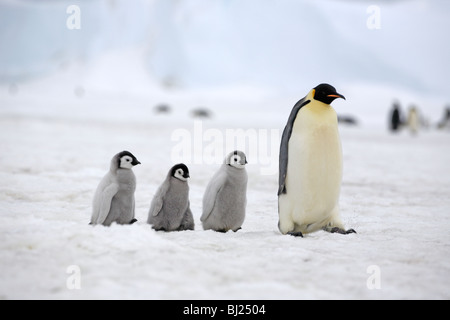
[324,227,357,235]
[287,231,304,237]
[233,227,242,232]
[177,225,195,231]
[152,226,167,232]
[129,219,138,225]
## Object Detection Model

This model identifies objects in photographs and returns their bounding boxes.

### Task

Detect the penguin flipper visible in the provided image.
[149,179,171,218]
[97,183,119,225]
[131,198,136,221]
[278,98,310,196]
[201,170,226,223]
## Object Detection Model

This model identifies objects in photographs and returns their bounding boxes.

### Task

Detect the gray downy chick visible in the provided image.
[148,163,195,231]
[201,150,248,232]
[91,151,141,226]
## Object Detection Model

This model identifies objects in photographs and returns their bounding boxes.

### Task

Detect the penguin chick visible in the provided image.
[148,164,194,231]
[91,151,140,226]
[201,151,248,232]
[278,84,356,237]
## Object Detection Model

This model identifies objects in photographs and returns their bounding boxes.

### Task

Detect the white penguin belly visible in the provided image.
[286,104,342,231]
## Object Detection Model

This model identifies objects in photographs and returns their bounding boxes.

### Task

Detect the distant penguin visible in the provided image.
[437,106,450,129]
[201,151,248,232]
[148,164,195,231]
[390,101,403,132]
[278,84,356,237]
[154,103,171,114]
[91,151,141,226]
[191,108,212,119]
[407,106,419,135]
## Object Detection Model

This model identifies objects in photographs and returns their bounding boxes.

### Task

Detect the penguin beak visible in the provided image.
[132,159,141,166]
[327,93,346,100]
[184,173,190,179]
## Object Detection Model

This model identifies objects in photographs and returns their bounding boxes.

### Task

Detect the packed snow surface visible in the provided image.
[1,84,449,299]
[0,0,449,300]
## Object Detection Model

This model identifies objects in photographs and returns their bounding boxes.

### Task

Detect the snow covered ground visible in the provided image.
[0,79,449,300]
[1,0,449,300]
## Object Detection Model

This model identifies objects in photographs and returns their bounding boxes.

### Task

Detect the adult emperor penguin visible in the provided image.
[91,151,141,226]
[201,150,248,232]
[278,83,356,237]
[148,163,195,231]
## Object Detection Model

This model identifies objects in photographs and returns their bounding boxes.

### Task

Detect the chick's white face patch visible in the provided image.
[120,156,134,169]
[174,168,188,181]
[229,154,246,169]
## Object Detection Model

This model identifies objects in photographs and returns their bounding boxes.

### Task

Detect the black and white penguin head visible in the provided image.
[171,163,190,181]
[116,151,141,170]
[225,150,248,169]
[313,83,345,105]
